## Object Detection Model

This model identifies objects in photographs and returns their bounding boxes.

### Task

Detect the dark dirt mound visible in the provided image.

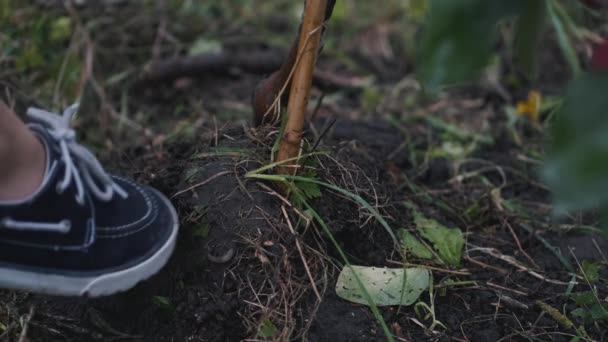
[1,118,606,342]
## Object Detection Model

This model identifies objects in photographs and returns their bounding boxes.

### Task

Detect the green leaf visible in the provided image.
[152,296,171,310]
[428,141,477,160]
[295,181,322,200]
[580,260,603,284]
[399,229,434,260]
[572,291,596,306]
[407,0,429,20]
[49,16,72,42]
[570,307,589,321]
[258,319,278,339]
[16,44,44,71]
[589,303,608,321]
[414,212,464,266]
[542,72,608,227]
[192,222,209,238]
[417,0,528,91]
[188,37,222,56]
[336,266,430,306]
[546,0,581,78]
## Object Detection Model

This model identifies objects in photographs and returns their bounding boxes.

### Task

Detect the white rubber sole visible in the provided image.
[0,191,179,297]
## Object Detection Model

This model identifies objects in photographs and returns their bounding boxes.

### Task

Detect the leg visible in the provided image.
[0,100,46,200]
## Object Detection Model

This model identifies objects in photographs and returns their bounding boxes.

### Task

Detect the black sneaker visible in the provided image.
[0,104,179,297]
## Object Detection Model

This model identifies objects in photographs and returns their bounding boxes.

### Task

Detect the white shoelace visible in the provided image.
[1,104,128,233]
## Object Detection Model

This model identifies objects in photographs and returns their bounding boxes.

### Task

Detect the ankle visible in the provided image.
[0,129,47,201]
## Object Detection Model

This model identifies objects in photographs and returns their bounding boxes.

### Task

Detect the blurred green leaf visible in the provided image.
[542,72,608,227]
[16,44,44,71]
[407,0,428,20]
[572,291,596,306]
[547,0,581,77]
[152,296,172,310]
[49,16,72,42]
[580,260,603,284]
[399,229,434,260]
[258,319,278,339]
[192,222,209,239]
[188,37,222,56]
[589,303,608,321]
[414,212,464,266]
[0,0,12,22]
[513,0,547,81]
[296,181,322,200]
[417,0,528,91]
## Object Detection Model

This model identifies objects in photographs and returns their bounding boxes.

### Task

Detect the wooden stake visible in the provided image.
[276,0,327,174]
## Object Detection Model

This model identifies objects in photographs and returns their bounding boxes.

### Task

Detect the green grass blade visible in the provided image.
[247,173,400,251]
[547,0,581,78]
[245,152,328,176]
[293,191,395,342]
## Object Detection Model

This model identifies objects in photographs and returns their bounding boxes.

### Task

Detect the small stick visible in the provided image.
[171,171,232,198]
[465,255,509,274]
[17,306,35,342]
[281,206,322,302]
[592,238,608,264]
[503,218,540,269]
[386,260,472,276]
[486,281,529,296]
[469,246,575,286]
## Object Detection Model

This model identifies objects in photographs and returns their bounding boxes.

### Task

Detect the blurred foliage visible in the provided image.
[513,0,547,80]
[1,0,78,103]
[417,0,608,232]
[417,0,530,90]
[417,0,589,90]
[543,72,608,216]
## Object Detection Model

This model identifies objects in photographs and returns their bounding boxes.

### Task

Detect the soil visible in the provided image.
[1,116,606,341]
[1,2,608,342]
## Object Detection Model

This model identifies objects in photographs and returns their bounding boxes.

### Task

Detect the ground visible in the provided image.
[1,1,607,341]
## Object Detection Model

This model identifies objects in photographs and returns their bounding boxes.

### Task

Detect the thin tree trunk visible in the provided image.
[276,0,327,174]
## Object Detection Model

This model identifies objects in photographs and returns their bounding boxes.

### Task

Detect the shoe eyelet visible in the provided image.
[59,219,71,233]
[55,183,64,194]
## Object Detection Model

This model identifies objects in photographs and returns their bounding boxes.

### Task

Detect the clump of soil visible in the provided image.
[1,117,606,342]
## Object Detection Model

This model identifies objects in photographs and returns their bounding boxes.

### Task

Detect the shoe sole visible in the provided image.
[0,189,179,297]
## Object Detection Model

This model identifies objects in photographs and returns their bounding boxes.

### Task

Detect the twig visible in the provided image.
[465,255,509,274]
[469,246,575,286]
[143,50,286,82]
[487,281,529,296]
[171,171,233,198]
[309,116,336,153]
[592,238,608,264]
[503,219,540,269]
[386,260,472,276]
[281,206,322,302]
[17,306,34,342]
